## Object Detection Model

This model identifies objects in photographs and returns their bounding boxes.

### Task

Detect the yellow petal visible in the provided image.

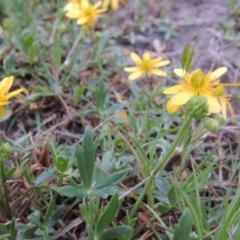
[0,102,10,106]
[210,67,227,81]
[95,9,106,14]
[0,76,14,94]
[65,7,81,18]
[128,71,143,80]
[154,60,170,67]
[124,67,139,72]
[166,98,182,114]
[226,100,234,117]
[173,68,185,78]
[5,88,23,99]
[220,98,227,119]
[0,106,5,117]
[94,1,102,9]
[77,17,88,25]
[171,91,194,105]
[112,0,119,10]
[163,85,182,94]
[207,96,221,113]
[103,0,110,8]
[143,52,150,60]
[64,3,74,11]
[81,0,89,8]
[130,52,142,65]
[150,69,167,77]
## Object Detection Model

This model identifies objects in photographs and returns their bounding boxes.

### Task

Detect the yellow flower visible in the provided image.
[124,52,170,81]
[103,0,119,10]
[163,67,239,118]
[0,76,22,117]
[65,0,106,27]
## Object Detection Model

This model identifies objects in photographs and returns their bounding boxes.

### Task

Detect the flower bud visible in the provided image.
[0,142,11,154]
[186,96,208,120]
[214,114,226,124]
[203,117,220,133]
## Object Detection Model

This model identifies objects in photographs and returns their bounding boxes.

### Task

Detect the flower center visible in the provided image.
[142,60,151,73]
[85,8,94,17]
[190,69,206,89]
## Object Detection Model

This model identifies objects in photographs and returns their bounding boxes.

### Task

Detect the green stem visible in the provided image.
[146,74,152,91]
[89,29,107,82]
[0,160,11,219]
[59,30,83,73]
[129,114,192,218]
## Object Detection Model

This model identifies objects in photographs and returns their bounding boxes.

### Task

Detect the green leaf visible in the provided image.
[155,176,170,197]
[91,186,116,198]
[56,185,87,198]
[95,79,107,110]
[20,226,38,239]
[73,84,84,105]
[129,111,138,134]
[54,156,68,173]
[167,184,178,205]
[80,204,94,240]
[0,224,9,234]
[99,225,132,240]
[173,208,193,240]
[98,33,110,52]
[33,167,56,185]
[93,169,128,190]
[28,211,44,231]
[118,213,136,240]
[5,167,16,179]
[75,126,96,190]
[51,39,61,67]
[0,234,11,239]
[46,205,64,228]
[96,193,120,235]
[9,218,16,240]
[158,203,172,215]
[44,192,55,226]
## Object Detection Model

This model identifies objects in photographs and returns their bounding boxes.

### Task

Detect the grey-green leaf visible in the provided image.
[75,126,96,190]
[99,225,132,240]
[167,184,178,205]
[33,167,56,185]
[96,193,120,235]
[56,186,87,198]
[93,169,128,190]
[173,208,193,240]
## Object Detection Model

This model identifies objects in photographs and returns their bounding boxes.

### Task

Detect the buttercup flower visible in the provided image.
[64,0,106,27]
[163,67,238,118]
[0,76,22,117]
[124,52,170,81]
[103,0,119,10]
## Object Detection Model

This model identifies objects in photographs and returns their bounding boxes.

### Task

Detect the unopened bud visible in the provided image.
[186,96,208,120]
[203,117,220,133]
[214,114,226,124]
[0,142,11,154]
